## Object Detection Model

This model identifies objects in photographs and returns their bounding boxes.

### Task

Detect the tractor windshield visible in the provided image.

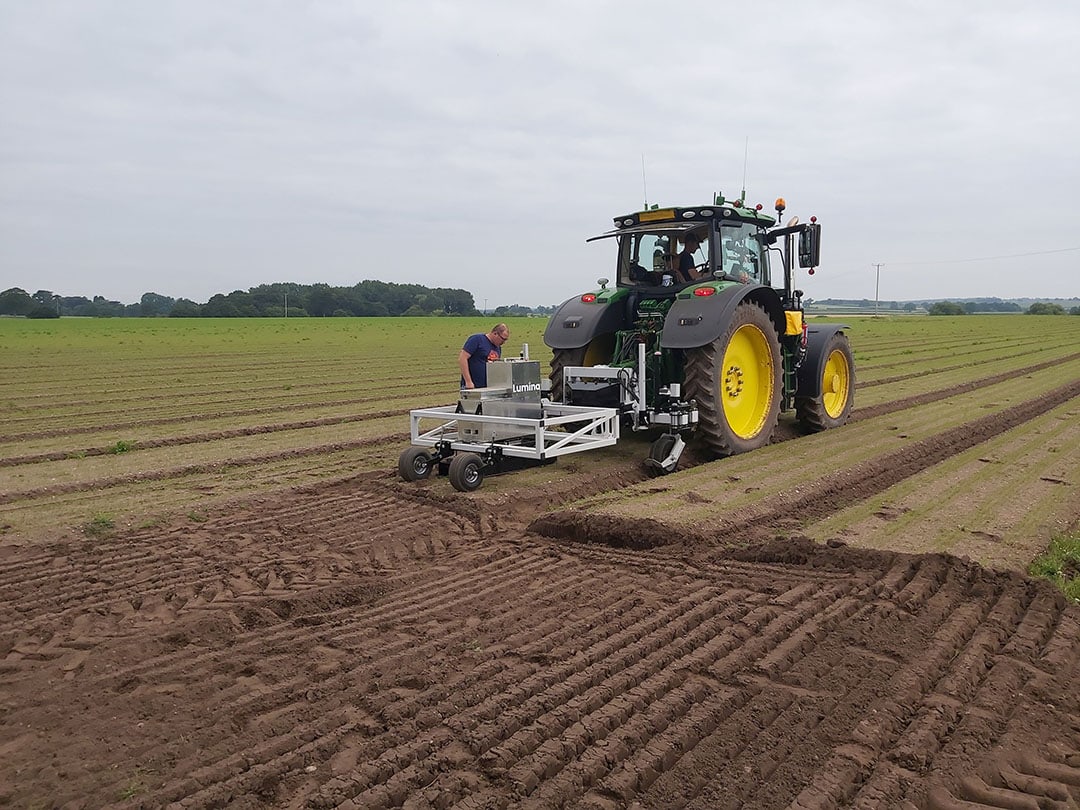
[720,221,767,285]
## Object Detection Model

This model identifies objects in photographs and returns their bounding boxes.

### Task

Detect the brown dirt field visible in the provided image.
[2,460,1079,808]
[2,329,1079,808]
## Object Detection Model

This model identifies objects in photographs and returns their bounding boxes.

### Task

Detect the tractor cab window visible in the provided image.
[618,229,708,287]
[721,222,766,284]
[619,232,675,286]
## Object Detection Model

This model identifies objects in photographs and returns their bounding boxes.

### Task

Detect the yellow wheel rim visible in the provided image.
[822,348,852,419]
[720,324,774,440]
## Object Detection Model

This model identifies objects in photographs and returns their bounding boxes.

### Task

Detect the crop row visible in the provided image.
[2,315,1079,550]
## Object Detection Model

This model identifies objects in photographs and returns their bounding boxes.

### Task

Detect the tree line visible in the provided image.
[0,281,483,319]
[929,301,1079,315]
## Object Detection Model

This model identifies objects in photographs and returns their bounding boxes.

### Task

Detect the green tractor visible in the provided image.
[543,195,854,473]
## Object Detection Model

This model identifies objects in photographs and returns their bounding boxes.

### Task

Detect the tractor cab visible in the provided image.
[587,204,776,292]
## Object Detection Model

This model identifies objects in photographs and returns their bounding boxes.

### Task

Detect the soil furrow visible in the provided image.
[0,410,405,467]
[0,437,405,504]
[531,378,1080,548]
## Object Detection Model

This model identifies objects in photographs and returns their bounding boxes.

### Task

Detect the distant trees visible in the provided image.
[0,288,35,315]
[140,292,175,317]
[196,281,480,318]
[1026,302,1066,315]
[928,301,967,315]
[1,282,480,318]
[26,290,61,318]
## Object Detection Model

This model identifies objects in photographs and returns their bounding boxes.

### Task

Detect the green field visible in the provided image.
[2,314,1079,570]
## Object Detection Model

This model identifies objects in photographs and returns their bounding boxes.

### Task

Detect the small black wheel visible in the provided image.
[646,434,677,476]
[448,453,485,492]
[398,447,434,482]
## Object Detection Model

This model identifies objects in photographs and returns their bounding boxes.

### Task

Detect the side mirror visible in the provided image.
[798,223,821,268]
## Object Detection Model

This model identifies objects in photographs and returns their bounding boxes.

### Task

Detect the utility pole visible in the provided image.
[872,263,884,316]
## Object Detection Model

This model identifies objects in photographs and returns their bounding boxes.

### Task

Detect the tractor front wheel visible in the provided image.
[796,332,854,432]
[684,302,782,457]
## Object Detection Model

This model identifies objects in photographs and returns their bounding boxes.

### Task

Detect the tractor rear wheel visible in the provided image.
[549,347,586,404]
[796,332,854,432]
[684,302,782,457]
[549,336,614,403]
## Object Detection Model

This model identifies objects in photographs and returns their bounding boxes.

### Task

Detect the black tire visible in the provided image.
[684,301,782,457]
[398,447,433,481]
[448,452,485,492]
[549,346,588,404]
[796,332,855,432]
[548,336,615,403]
[646,434,677,476]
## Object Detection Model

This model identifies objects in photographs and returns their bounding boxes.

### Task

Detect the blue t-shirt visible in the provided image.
[461,333,501,387]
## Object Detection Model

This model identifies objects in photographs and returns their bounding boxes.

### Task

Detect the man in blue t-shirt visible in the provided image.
[458,324,510,388]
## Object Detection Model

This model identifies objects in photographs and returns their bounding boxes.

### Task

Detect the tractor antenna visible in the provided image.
[740,136,749,202]
[641,153,649,209]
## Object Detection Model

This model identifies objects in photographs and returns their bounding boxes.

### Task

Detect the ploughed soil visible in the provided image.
[2,454,1079,809]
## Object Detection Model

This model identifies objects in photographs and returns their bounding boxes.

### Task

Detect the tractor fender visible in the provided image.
[659,284,785,349]
[797,324,850,397]
[543,293,628,350]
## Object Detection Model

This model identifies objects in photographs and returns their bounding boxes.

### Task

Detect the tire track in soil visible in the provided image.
[0,377,447,440]
[857,336,1066,374]
[851,350,1080,421]
[0,435,407,504]
[0,486,481,647]
[0,410,406,468]
[857,348,1080,389]
[2,396,1080,805]
[2,481,1078,807]
[531,377,1080,549]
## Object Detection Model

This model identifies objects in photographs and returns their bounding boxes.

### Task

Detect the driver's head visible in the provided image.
[683,232,700,250]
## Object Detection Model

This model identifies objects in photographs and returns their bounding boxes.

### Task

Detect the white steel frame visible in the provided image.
[408,402,620,460]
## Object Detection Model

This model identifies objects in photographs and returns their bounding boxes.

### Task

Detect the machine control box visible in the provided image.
[458,360,542,441]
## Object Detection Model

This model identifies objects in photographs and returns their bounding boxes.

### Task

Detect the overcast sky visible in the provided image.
[2,1,1078,308]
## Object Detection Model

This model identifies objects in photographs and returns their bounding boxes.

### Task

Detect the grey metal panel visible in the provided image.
[543,297,627,350]
[487,360,542,401]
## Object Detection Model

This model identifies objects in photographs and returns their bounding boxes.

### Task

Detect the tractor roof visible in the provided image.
[587,203,776,242]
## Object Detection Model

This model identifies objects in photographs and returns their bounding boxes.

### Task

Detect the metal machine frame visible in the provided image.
[409,402,619,460]
[401,400,620,491]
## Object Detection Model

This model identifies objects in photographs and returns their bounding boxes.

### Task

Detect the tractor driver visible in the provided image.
[675,231,707,283]
[459,323,510,389]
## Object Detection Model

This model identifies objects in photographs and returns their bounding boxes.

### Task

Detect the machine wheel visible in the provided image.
[684,301,782,457]
[398,447,434,481]
[796,332,855,432]
[448,452,485,492]
[646,434,677,476]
